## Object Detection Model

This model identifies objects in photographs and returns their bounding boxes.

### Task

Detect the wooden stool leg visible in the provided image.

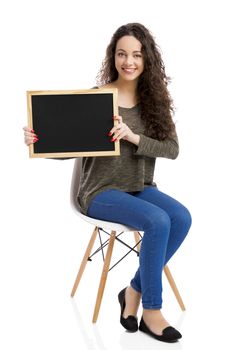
[164,265,186,311]
[134,231,141,252]
[71,226,98,297]
[92,231,116,323]
[134,232,185,311]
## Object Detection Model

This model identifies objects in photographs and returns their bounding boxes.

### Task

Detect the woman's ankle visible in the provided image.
[143,308,162,316]
[128,285,141,298]
[123,286,141,318]
[142,309,170,335]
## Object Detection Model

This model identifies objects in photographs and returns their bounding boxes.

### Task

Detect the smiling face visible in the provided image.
[114,35,144,83]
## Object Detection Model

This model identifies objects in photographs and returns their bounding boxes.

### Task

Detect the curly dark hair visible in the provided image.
[96,23,175,140]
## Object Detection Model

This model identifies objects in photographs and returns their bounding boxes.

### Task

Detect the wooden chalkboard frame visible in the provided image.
[27,89,120,158]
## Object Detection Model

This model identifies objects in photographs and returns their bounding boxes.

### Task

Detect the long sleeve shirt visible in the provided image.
[77,104,179,214]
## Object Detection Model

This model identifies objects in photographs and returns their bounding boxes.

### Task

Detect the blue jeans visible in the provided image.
[87,186,192,309]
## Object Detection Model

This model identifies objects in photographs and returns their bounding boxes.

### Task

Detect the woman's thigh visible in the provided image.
[135,186,192,262]
[87,189,169,232]
[134,186,190,219]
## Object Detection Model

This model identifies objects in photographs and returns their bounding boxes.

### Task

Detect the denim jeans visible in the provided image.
[87,186,192,309]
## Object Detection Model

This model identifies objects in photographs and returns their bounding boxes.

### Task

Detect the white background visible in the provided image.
[0,0,232,349]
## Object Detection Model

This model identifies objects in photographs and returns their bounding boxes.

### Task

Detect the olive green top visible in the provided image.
[77,104,179,215]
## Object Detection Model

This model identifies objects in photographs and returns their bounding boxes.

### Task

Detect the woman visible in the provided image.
[24,23,192,343]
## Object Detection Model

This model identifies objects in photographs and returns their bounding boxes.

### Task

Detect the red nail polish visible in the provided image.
[111,137,116,142]
[31,129,35,133]
[108,132,112,136]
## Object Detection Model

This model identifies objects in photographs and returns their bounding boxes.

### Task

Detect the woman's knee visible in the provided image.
[143,209,171,233]
[174,204,192,234]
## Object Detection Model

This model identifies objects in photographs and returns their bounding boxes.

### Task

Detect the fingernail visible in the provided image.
[108,132,112,136]
[31,129,35,133]
[111,137,116,142]
[33,138,38,142]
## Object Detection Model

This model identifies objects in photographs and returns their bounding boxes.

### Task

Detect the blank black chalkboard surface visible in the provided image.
[27,89,120,158]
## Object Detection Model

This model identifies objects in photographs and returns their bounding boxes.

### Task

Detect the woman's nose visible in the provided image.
[125,55,134,65]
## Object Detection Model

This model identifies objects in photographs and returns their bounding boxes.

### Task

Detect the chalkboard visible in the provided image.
[27,89,120,158]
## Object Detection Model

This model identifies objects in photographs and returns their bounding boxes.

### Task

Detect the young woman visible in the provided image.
[24,23,192,343]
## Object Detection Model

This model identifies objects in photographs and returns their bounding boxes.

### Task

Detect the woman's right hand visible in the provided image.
[23,127,38,146]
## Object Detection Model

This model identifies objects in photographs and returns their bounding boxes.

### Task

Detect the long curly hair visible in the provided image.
[96,23,175,140]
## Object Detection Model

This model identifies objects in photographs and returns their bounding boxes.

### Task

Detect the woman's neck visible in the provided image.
[114,78,137,92]
[112,79,138,108]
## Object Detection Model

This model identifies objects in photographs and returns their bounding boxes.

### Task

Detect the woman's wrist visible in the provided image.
[129,133,140,146]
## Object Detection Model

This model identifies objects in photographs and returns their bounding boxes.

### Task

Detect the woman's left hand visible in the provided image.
[109,115,140,145]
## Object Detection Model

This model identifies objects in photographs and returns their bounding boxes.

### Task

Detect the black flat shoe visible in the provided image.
[118,287,138,332]
[139,317,182,343]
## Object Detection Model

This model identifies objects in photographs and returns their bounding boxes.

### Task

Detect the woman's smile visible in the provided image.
[122,67,137,74]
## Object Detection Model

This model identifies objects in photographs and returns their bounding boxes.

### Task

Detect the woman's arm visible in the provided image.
[109,116,179,160]
[134,132,179,159]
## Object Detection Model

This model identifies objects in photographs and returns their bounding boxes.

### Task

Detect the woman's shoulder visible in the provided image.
[99,83,117,89]
[91,84,109,90]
